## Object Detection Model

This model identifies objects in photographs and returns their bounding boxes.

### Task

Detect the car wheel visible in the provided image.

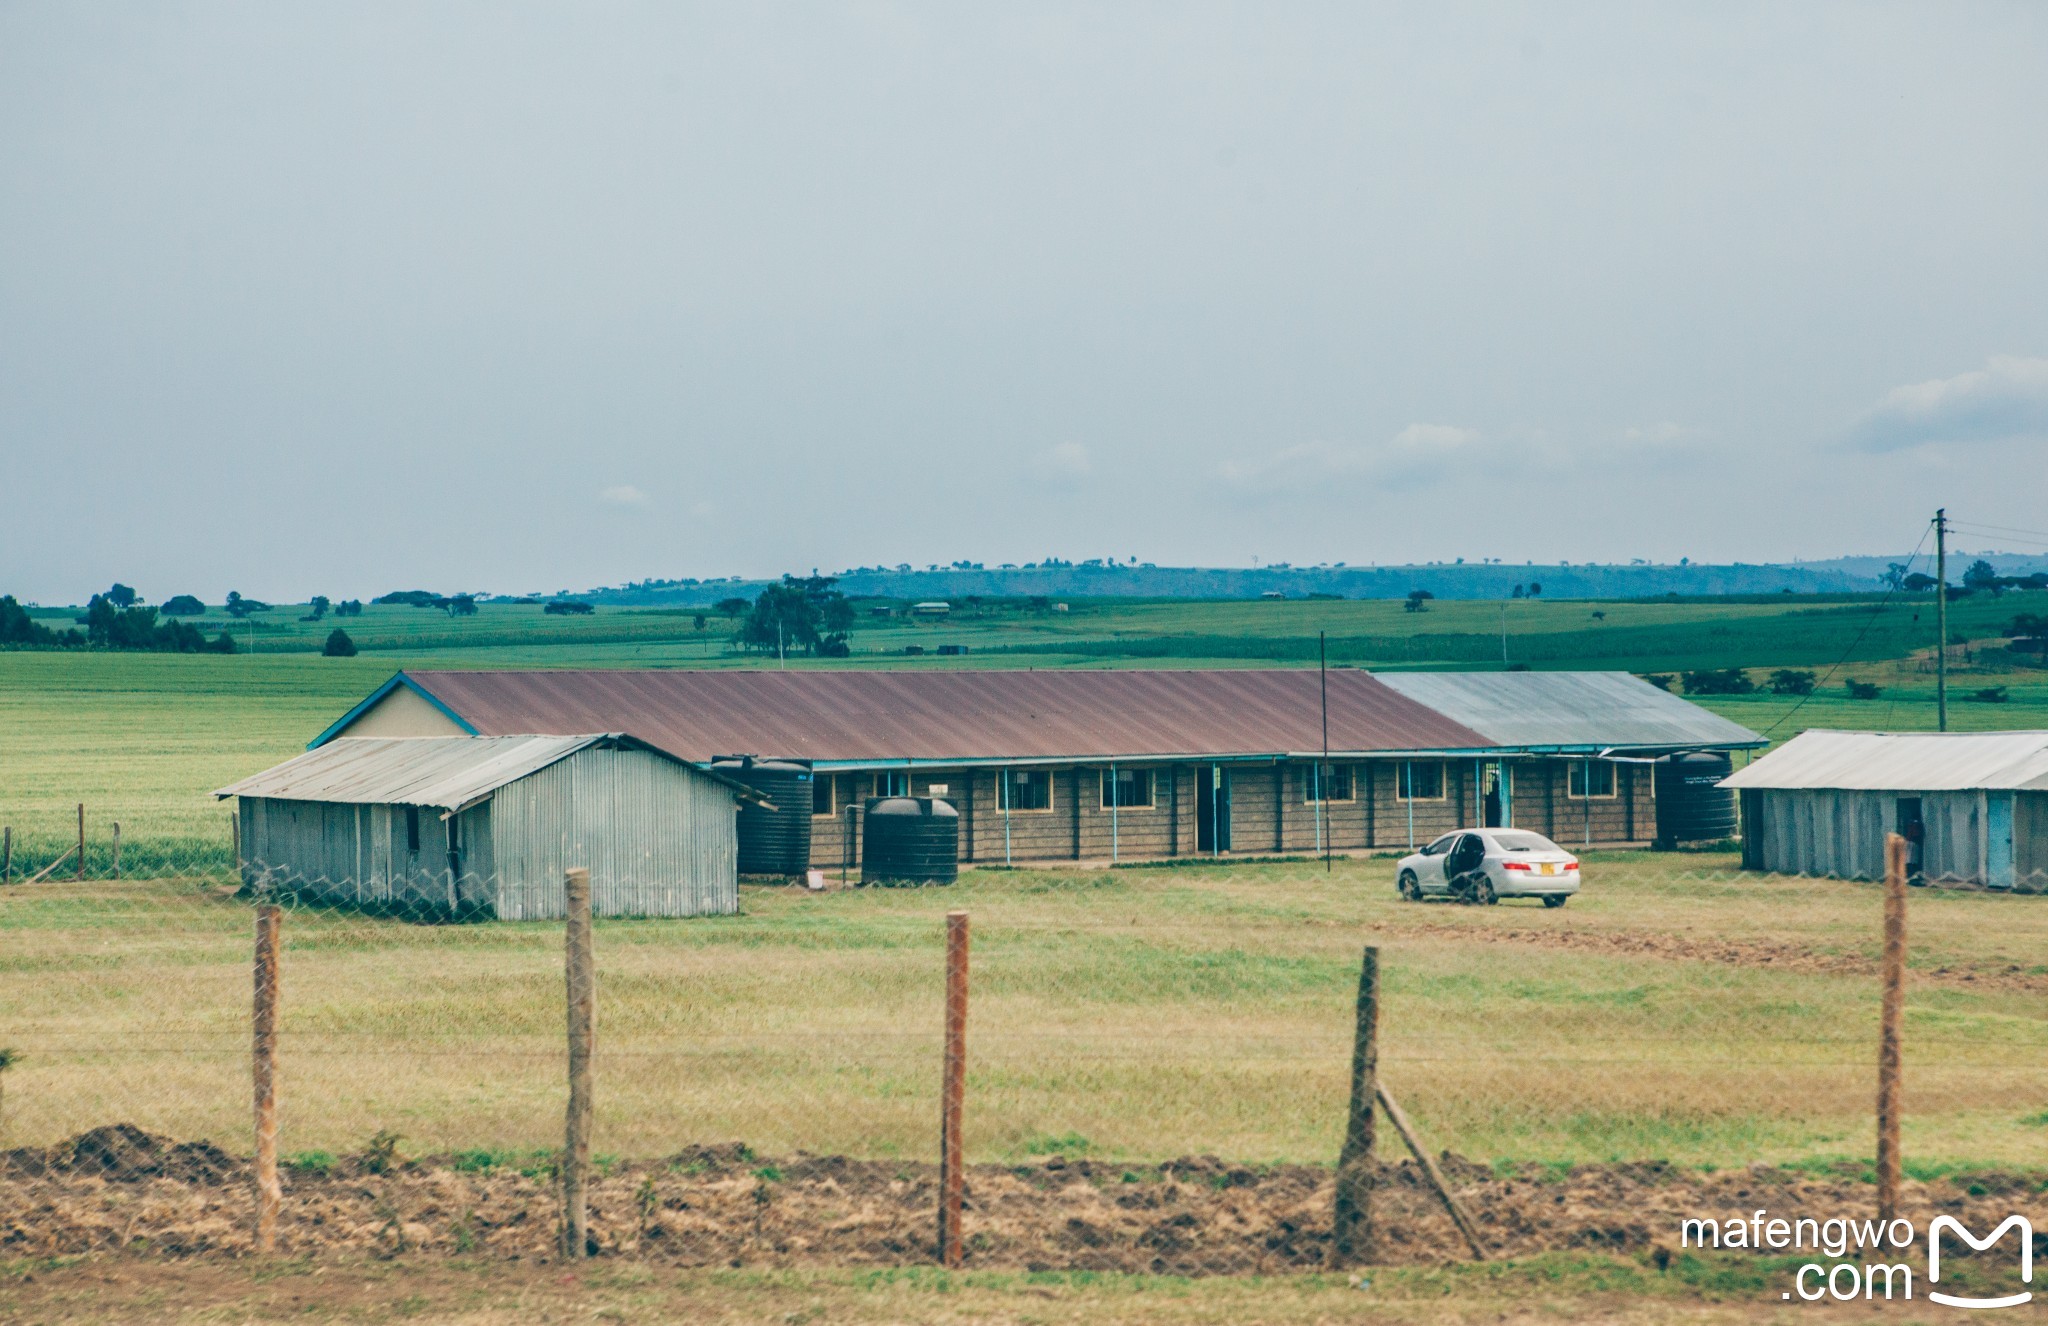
[1542,893,1568,909]
[1398,870,1421,902]
[1473,876,1497,906]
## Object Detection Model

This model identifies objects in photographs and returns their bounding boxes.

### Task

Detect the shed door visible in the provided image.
[1986,793,2015,889]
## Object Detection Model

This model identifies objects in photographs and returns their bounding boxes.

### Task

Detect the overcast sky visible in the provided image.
[4,3,2046,603]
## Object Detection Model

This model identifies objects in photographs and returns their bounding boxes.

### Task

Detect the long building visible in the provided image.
[311,669,1762,866]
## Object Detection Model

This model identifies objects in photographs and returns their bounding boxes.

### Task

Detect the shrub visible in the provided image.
[1681,668,1754,695]
[1767,669,1816,695]
[1843,678,1882,700]
[1641,673,1674,691]
[160,594,205,616]
[544,600,594,615]
[322,629,358,657]
[1968,686,2009,704]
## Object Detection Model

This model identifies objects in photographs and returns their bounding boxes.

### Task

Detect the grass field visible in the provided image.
[4,854,2045,1172]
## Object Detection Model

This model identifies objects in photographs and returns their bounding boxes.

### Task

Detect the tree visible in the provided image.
[1641,673,1675,691]
[692,613,707,632]
[441,594,477,617]
[544,600,594,615]
[2008,613,2048,654]
[1767,669,1816,695]
[715,597,751,619]
[224,591,269,618]
[322,628,358,657]
[1844,678,1882,700]
[1880,563,1909,590]
[303,596,331,622]
[1963,559,2000,591]
[1527,582,1542,596]
[160,594,205,616]
[1901,572,1938,592]
[1403,589,1433,613]
[739,575,855,658]
[335,599,364,617]
[1511,584,1525,599]
[106,583,139,609]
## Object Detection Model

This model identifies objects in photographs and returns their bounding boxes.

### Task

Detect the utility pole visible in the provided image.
[1499,601,1509,666]
[1935,508,1948,732]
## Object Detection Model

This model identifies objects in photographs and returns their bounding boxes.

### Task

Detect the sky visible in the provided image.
[4,3,2047,604]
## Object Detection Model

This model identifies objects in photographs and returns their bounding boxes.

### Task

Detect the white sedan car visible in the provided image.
[1396,829,1581,907]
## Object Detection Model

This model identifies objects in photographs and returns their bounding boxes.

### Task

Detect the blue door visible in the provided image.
[1986,793,2015,889]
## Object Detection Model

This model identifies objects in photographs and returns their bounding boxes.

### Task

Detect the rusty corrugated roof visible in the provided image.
[361,669,1495,764]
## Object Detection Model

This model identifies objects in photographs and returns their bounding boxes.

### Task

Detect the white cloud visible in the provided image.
[1619,421,1704,445]
[599,484,651,507]
[1031,441,1093,487]
[1851,355,2048,451]
[1218,424,1479,494]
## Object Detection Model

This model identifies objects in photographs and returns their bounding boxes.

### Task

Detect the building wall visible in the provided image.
[2017,791,2048,892]
[239,796,491,915]
[803,756,1653,867]
[1742,788,1989,885]
[340,686,469,739]
[236,747,738,920]
[488,746,739,920]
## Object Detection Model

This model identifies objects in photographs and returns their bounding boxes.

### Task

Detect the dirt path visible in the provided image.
[1371,914,2048,994]
[5,1127,2043,1276]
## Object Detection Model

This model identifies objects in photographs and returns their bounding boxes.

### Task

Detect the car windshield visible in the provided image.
[1490,831,1561,853]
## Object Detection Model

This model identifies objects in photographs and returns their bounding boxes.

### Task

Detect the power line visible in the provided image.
[1758,520,1933,740]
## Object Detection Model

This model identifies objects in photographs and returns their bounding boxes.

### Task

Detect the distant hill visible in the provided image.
[560,557,1988,607]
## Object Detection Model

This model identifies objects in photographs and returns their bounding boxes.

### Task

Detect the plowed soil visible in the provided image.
[5,1126,2043,1274]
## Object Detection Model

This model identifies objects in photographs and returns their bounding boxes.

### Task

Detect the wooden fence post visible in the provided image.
[1876,833,1908,1226]
[1333,944,1379,1265]
[252,903,283,1253]
[1377,1082,1487,1259]
[111,822,120,881]
[76,803,84,881]
[938,910,970,1267]
[2,827,10,883]
[562,867,595,1258]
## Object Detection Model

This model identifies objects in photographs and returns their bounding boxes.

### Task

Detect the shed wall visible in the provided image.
[239,796,491,915]
[1744,789,1988,885]
[488,746,738,920]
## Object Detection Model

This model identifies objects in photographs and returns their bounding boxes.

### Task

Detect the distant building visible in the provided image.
[215,735,759,919]
[1722,730,2048,890]
[311,669,1761,867]
[911,601,951,616]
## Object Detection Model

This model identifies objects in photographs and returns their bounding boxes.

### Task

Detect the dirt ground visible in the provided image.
[4,1125,2043,1275]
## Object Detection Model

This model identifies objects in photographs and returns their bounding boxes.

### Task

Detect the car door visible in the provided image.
[1446,833,1487,886]
[1417,834,1457,892]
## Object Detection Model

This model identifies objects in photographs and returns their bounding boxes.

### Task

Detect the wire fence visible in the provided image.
[2,820,2046,1277]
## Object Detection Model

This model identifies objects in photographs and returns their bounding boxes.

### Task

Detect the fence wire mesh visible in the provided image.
[2,817,2045,1283]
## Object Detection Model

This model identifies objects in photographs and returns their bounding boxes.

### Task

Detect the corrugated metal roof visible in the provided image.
[352,669,1497,764]
[1374,671,1763,750]
[1720,730,2048,791]
[217,734,741,812]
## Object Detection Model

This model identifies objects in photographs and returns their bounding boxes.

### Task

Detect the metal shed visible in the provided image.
[1720,730,2048,890]
[216,735,755,920]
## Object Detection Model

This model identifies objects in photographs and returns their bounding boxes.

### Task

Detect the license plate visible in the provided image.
[1540,864,1557,875]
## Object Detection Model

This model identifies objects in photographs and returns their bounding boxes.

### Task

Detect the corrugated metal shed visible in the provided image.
[1374,671,1763,751]
[320,669,1497,764]
[218,734,752,813]
[1721,730,2048,791]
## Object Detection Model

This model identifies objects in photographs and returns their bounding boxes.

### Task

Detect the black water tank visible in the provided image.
[1653,752,1738,845]
[710,756,814,876]
[861,797,959,886]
